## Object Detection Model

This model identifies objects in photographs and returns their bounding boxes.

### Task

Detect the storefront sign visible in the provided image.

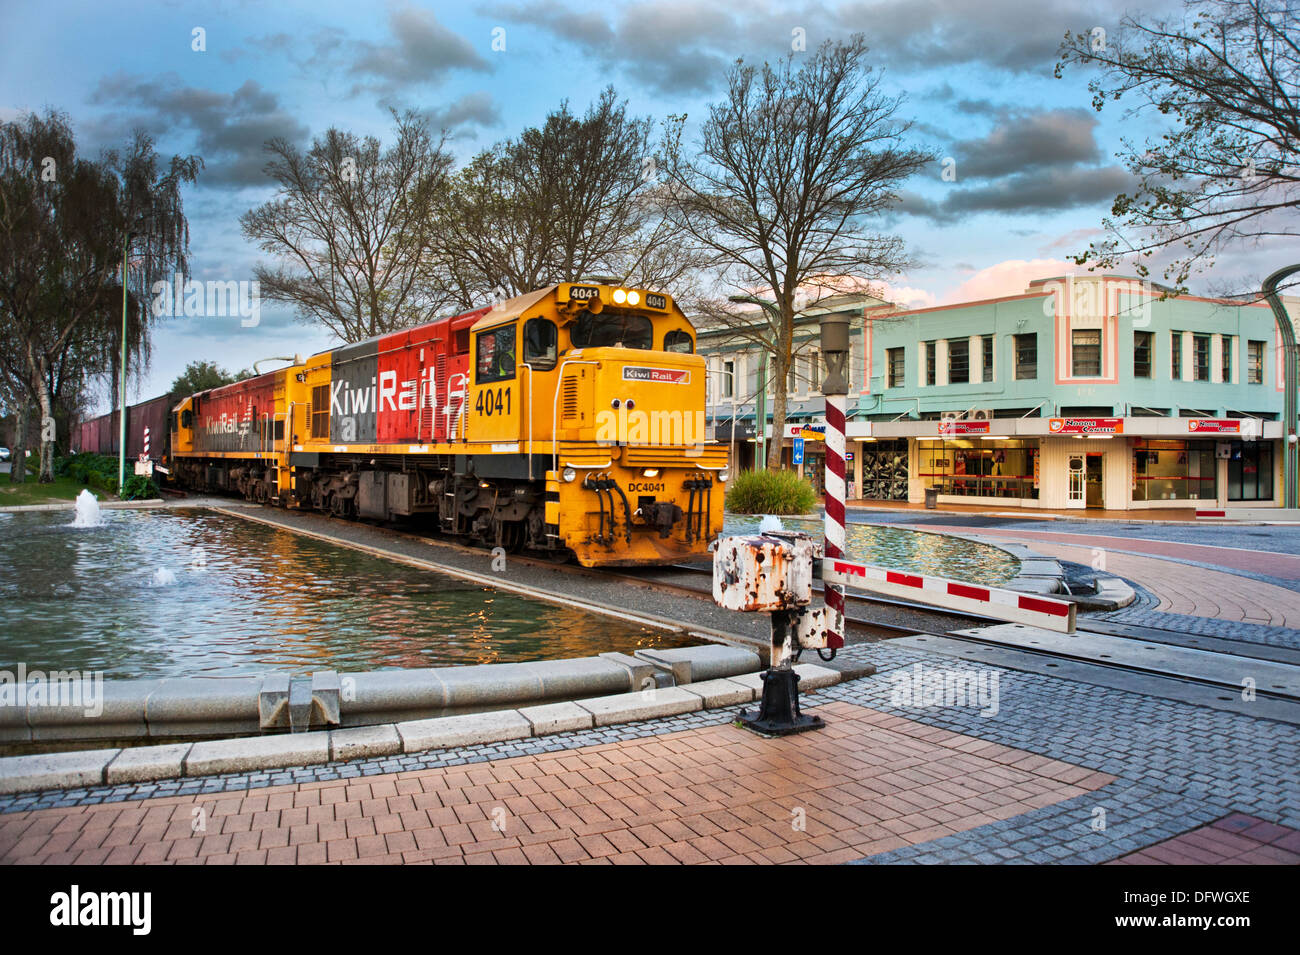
[1188,419,1240,434]
[787,423,825,441]
[1049,417,1124,435]
[938,421,990,436]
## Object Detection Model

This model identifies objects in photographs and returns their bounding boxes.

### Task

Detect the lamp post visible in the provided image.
[819,312,850,653]
[1263,265,1300,510]
[729,293,788,470]
[118,230,139,495]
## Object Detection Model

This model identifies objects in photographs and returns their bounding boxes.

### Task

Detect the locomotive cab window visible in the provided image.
[664,330,693,353]
[476,325,517,383]
[524,318,558,370]
[571,309,652,349]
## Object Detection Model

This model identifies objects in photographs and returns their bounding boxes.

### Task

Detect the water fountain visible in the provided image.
[70,489,103,528]
[150,567,178,587]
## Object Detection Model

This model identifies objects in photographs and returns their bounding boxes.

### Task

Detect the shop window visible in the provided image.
[887,347,904,388]
[925,341,936,386]
[858,438,909,500]
[1228,441,1273,501]
[1014,334,1037,380]
[981,335,994,382]
[1171,331,1183,379]
[918,439,1039,500]
[722,359,735,398]
[1193,334,1210,381]
[1072,329,1102,377]
[1134,331,1153,378]
[1248,340,1265,384]
[949,339,969,384]
[1221,337,1233,383]
[1132,439,1217,501]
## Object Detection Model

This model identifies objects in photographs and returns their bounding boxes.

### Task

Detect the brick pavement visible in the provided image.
[0,701,1112,865]
[1108,813,1300,865]
[902,522,1300,628]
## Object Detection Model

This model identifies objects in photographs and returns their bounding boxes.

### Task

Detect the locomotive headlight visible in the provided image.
[642,468,660,478]
[612,288,627,304]
[562,466,577,483]
[627,290,640,306]
[718,468,731,482]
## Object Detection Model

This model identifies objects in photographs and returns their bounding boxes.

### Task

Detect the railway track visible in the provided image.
[194,496,1300,712]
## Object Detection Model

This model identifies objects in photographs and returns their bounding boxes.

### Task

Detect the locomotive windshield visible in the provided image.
[571,310,653,350]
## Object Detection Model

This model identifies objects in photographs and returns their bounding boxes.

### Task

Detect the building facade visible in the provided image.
[698,275,1300,511]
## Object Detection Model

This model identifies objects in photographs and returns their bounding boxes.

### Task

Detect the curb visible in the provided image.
[0,663,860,796]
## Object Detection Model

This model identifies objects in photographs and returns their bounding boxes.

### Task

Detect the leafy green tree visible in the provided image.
[169,360,247,395]
[0,109,198,482]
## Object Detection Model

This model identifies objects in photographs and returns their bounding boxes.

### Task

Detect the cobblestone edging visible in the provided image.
[0,499,167,513]
[0,665,845,804]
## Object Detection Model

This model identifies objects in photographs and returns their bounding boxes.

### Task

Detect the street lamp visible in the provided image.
[118,230,141,495]
[729,293,785,470]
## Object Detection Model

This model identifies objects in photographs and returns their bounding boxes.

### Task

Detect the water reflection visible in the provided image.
[0,508,687,678]
[721,516,1017,585]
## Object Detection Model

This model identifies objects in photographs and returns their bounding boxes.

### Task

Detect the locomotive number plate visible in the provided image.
[568,286,602,301]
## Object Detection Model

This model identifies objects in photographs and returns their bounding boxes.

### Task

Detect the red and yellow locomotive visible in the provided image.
[169,283,728,566]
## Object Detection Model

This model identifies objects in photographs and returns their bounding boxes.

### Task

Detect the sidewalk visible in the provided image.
[2,635,1297,865]
[847,499,1246,523]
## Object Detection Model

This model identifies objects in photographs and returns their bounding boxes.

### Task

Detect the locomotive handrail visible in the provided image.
[444,372,468,441]
[550,360,599,474]
[521,361,534,480]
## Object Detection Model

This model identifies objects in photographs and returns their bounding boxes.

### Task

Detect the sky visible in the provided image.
[4,0,1293,412]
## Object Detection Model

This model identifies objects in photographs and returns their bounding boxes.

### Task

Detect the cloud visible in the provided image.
[89,73,310,187]
[418,92,502,136]
[488,0,736,94]
[940,258,1079,303]
[942,165,1134,215]
[344,6,491,96]
[950,109,1102,179]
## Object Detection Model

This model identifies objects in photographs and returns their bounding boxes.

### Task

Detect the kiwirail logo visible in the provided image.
[49,886,151,936]
[889,662,1000,717]
[149,273,261,328]
[0,664,103,717]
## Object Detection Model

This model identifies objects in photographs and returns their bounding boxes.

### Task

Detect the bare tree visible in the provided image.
[432,88,701,307]
[0,110,197,482]
[242,111,454,343]
[1058,0,1300,292]
[659,35,932,468]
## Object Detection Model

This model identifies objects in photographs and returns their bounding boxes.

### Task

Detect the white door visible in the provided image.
[1067,455,1086,509]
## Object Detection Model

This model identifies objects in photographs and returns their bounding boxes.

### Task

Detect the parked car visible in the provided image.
[0,447,10,462]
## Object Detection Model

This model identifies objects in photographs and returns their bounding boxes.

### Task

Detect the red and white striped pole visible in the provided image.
[820,314,850,651]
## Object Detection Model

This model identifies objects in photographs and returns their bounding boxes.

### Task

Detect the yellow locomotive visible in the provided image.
[170,283,728,566]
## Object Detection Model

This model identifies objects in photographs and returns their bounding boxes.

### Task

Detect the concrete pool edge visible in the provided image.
[0,662,856,796]
[0,646,769,747]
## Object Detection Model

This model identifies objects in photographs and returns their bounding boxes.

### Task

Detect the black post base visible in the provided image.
[736,665,826,736]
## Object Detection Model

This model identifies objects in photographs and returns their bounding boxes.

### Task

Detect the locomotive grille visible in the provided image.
[561,376,580,422]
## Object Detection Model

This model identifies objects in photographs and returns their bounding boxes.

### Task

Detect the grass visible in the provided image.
[0,470,110,508]
[724,467,820,515]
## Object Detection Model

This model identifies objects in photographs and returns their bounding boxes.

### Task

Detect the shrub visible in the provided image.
[724,468,818,515]
[120,474,160,501]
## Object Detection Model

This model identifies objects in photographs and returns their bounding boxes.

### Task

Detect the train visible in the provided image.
[78,283,728,566]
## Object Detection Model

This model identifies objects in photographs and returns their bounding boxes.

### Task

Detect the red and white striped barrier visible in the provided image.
[822,557,1077,633]
[822,395,847,649]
